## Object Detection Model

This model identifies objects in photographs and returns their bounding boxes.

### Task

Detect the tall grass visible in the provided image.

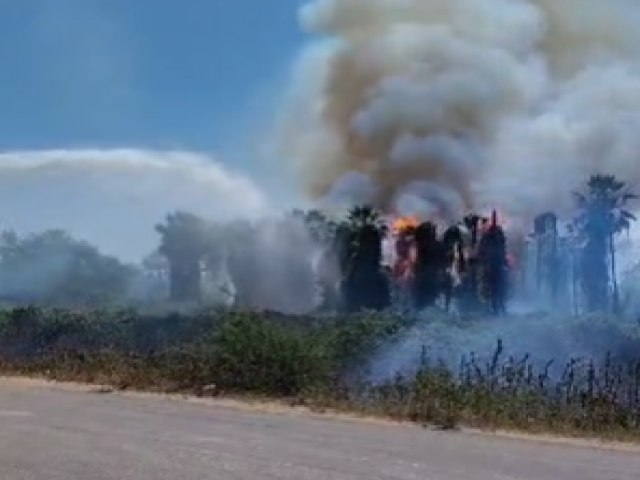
[358,341,640,437]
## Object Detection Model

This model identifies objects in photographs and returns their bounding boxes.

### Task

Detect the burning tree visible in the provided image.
[449,212,511,315]
[390,217,419,310]
[390,218,463,312]
[442,225,465,311]
[339,206,391,312]
[455,214,483,313]
[574,174,637,313]
[412,222,446,309]
[477,212,509,315]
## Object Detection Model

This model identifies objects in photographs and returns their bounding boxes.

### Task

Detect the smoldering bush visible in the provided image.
[364,311,640,384]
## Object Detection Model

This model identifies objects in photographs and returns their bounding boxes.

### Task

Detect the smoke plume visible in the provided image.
[279,0,640,221]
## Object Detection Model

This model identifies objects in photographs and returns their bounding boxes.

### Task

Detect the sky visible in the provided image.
[0,0,305,152]
[0,0,310,260]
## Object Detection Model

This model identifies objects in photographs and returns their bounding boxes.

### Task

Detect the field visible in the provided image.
[0,307,639,441]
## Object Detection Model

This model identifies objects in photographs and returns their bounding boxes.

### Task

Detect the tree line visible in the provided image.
[153,205,511,315]
[0,174,632,314]
[153,174,637,316]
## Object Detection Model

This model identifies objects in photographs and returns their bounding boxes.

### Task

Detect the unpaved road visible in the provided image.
[0,379,639,479]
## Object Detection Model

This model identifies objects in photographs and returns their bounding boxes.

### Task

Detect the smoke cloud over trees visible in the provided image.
[278,0,640,222]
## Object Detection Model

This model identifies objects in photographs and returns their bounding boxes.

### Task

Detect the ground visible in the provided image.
[0,378,639,480]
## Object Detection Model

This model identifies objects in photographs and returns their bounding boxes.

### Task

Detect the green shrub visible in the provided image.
[209,312,331,395]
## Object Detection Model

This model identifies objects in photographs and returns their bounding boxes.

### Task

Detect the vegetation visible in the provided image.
[1,307,639,441]
[357,343,640,437]
[0,175,634,320]
[412,222,444,309]
[477,212,509,315]
[0,174,638,442]
[338,206,391,312]
[0,307,406,396]
[574,174,637,313]
[0,230,137,307]
[156,211,214,303]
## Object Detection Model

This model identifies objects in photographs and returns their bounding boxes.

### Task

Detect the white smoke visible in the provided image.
[0,149,271,261]
[279,0,640,221]
[364,311,640,384]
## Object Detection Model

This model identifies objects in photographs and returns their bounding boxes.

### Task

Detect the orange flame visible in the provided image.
[392,216,420,234]
[390,216,420,283]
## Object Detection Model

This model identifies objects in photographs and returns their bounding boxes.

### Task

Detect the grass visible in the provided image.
[353,345,640,439]
[0,306,639,441]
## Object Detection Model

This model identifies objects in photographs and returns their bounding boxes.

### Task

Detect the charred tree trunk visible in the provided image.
[340,224,390,313]
[478,212,509,315]
[412,222,443,310]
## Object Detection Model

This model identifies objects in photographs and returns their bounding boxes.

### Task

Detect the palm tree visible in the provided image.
[412,222,443,309]
[339,206,390,312]
[477,212,509,315]
[574,174,637,313]
[155,211,212,302]
[457,214,484,313]
[463,214,482,249]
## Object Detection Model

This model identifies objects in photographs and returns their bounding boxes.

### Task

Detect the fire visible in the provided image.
[390,216,421,283]
[392,216,420,234]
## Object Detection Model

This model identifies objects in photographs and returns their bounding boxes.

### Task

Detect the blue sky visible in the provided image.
[0,0,306,159]
[0,0,317,259]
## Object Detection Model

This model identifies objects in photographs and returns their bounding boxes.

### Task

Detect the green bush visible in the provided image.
[210,312,331,395]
